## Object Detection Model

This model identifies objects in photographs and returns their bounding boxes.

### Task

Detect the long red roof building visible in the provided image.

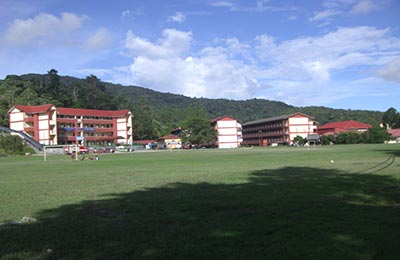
[318,120,372,136]
[8,104,133,146]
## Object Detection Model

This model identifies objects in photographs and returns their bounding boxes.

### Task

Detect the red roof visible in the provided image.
[133,140,155,145]
[10,104,130,118]
[388,129,400,138]
[319,120,372,130]
[12,104,54,114]
[57,107,130,117]
[158,134,180,140]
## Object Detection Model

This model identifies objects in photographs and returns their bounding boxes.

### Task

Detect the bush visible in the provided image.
[320,135,335,145]
[361,127,391,144]
[0,135,26,155]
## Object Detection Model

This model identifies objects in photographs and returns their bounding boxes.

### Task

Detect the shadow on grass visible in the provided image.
[1,167,400,260]
[378,148,400,158]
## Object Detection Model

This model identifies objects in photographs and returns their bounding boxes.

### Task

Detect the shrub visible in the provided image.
[0,135,25,155]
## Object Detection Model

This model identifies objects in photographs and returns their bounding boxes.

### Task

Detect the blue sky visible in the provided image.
[0,0,399,112]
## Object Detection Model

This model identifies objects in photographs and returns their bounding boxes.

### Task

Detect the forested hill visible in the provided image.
[0,72,383,133]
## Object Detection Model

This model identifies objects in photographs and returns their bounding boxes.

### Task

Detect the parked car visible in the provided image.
[64,145,88,154]
[96,147,115,153]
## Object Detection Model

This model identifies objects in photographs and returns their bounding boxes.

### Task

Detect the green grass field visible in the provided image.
[1,144,399,260]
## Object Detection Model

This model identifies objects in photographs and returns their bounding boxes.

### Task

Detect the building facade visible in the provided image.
[8,104,133,146]
[318,120,372,136]
[211,116,243,148]
[157,134,182,149]
[242,113,317,146]
[387,129,400,144]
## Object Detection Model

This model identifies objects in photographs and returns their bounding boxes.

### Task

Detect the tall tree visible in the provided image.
[382,107,400,129]
[362,126,391,143]
[180,107,216,146]
[133,96,160,140]
[47,69,61,104]
[80,75,116,109]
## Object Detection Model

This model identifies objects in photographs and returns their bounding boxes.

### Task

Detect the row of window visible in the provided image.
[58,115,113,120]
[59,133,114,137]
[58,124,113,128]
[243,124,289,132]
[243,131,289,138]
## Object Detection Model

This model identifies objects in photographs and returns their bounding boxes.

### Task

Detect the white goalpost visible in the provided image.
[43,145,77,162]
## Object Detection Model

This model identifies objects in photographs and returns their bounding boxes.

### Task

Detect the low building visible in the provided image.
[388,129,400,144]
[157,134,182,149]
[211,116,242,149]
[318,120,372,136]
[242,113,317,146]
[8,104,133,146]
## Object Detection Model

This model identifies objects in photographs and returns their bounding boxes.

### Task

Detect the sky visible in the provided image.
[0,0,399,112]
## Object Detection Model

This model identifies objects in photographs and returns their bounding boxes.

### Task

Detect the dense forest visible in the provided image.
[0,70,386,139]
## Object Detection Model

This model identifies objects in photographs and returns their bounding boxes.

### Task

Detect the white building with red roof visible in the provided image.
[318,120,372,136]
[211,116,242,149]
[242,113,317,146]
[157,134,182,149]
[388,129,400,143]
[8,104,132,146]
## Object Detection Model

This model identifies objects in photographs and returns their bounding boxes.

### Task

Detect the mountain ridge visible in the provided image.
[1,73,383,127]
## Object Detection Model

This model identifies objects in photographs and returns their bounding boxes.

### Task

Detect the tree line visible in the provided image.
[1,70,397,144]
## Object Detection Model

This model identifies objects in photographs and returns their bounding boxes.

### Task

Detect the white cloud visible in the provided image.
[310,9,341,22]
[83,28,113,51]
[2,12,88,46]
[210,2,236,8]
[311,0,388,26]
[118,26,400,107]
[376,58,400,83]
[122,29,260,99]
[168,12,186,23]
[256,26,400,81]
[210,0,294,12]
[121,8,144,20]
[350,0,380,14]
[124,29,192,59]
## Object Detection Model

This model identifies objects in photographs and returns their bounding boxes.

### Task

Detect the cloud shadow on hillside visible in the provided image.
[1,166,400,260]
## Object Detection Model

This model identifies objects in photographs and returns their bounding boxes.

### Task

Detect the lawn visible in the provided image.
[0,144,399,260]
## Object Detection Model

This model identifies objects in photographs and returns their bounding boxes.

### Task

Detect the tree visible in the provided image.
[320,135,335,145]
[133,96,160,140]
[335,131,363,144]
[293,135,306,146]
[180,107,216,146]
[361,127,391,144]
[0,135,25,155]
[382,107,400,129]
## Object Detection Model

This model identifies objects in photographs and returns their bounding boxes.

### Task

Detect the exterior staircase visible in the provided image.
[0,125,44,152]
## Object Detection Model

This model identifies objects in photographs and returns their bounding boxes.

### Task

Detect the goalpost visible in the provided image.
[43,145,78,162]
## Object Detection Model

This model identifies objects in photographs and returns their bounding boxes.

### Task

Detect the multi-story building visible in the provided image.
[8,104,133,146]
[242,113,317,146]
[211,116,243,148]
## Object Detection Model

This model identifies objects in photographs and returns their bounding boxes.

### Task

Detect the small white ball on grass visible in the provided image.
[330,160,334,163]
[47,249,53,254]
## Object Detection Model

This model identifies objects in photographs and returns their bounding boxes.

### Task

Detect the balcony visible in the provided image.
[83,119,113,124]
[85,136,115,141]
[57,118,76,123]
[95,128,114,133]
[58,127,75,132]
